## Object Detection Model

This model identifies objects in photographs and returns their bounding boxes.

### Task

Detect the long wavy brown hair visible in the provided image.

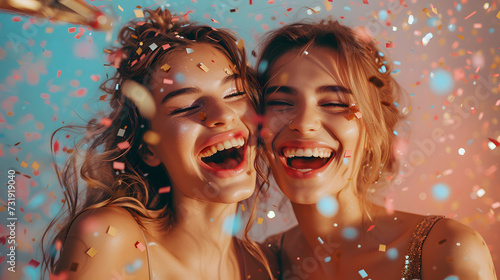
[41,7,273,279]
[256,19,405,217]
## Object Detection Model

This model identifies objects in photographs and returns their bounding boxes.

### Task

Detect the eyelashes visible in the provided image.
[169,92,247,115]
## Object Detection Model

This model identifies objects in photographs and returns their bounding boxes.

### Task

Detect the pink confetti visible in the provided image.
[113,161,125,170]
[162,44,171,50]
[492,202,500,209]
[12,16,22,22]
[464,11,476,20]
[344,150,352,157]
[68,27,76,33]
[386,42,395,48]
[90,75,100,82]
[163,78,173,84]
[117,141,130,150]
[100,118,112,127]
[135,241,146,252]
[367,225,375,232]
[158,186,171,193]
[363,0,369,4]
[57,70,61,78]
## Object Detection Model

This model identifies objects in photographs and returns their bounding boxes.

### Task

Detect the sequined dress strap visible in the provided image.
[401,215,444,280]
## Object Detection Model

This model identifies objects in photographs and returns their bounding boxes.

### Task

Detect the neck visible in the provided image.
[159,191,242,278]
[291,184,369,250]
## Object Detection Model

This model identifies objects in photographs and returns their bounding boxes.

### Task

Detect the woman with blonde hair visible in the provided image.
[41,7,275,279]
[257,21,496,279]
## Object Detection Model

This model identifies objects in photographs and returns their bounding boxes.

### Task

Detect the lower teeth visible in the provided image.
[295,168,313,172]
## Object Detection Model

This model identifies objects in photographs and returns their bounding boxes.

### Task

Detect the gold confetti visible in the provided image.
[86,247,97,257]
[31,161,39,170]
[497,10,500,20]
[134,9,145,18]
[379,244,386,252]
[160,63,171,72]
[20,161,28,168]
[106,226,117,236]
[241,204,246,212]
[257,217,264,224]
[199,112,207,121]
[458,35,464,40]
[197,63,210,72]
[136,48,142,55]
[143,131,160,145]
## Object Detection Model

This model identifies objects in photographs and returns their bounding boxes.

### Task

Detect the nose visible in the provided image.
[288,104,321,133]
[204,99,237,128]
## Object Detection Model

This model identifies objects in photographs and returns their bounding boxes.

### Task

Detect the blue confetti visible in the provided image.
[316,196,338,217]
[175,73,185,83]
[342,227,358,240]
[358,269,368,278]
[448,24,456,32]
[324,256,332,263]
[444,276,459,280]
[387,248,398,260]
[344,6,351,11]
[343,158,349,165]
[28,193,46,209]
[429,70,454,96]
[432,183,451,201]
[258,60,268,74]
[222,214,242,236]
[378,10,388,21]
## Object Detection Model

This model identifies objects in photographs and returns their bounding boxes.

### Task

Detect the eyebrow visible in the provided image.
[161,73,240,104]
[264,85,351,96]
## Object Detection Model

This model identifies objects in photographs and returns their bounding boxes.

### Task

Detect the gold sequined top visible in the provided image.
[401,215,445,280]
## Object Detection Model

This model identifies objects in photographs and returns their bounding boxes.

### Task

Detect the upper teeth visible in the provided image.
[282,147,333,158]
[200,137,245,158]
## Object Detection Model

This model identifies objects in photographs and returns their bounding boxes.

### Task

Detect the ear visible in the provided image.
[140,144,162,167]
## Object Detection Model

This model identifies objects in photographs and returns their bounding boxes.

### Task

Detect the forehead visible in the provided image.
[152,44,235,86]
[268,47,346,87]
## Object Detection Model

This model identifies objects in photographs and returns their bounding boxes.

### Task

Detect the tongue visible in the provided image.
[207,158,240,170]
[289,157,327,170]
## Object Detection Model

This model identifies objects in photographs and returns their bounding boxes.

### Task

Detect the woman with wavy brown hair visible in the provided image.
[41,7,275,279]
[257,21,496,279]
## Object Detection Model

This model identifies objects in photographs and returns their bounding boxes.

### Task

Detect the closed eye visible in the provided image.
[225,91,247,99]
[170,105,201,115]
[267,100,293,106]
[320,102,349,108]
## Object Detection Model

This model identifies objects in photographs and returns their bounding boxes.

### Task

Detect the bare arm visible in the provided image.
[422,218,497,279]
[54,206,150,279]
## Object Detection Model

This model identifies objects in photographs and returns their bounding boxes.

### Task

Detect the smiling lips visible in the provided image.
[198,134,248,178]
[278,143,335,179]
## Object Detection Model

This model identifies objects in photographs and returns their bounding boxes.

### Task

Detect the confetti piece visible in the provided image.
[162,44,171,50]
[497,11,500,20]
[211,18,220,23]
[367,225,375,232]
[149,43,158,51]
[106,226,117,236]
[118,5,123,12]
[57,70,61,78]
[488,138,500,147]
[223,68,233,75]
[363,0,368,3]
[86,247,97,257]
[257,217,264,224]
[379,244,386,252]
[134,9,145,18]
[163,78,173,84]
[464,11,476,20]
[113,161,125,170]
[121,80,156,119]
[492,202,500,209]
[241,204,246,212]
[31,161,39,170]
[158,186,171,193]
[117,141,130,150]
[160,63,171,72]
[358,269,368,278]
[197,63,210,72]
[117,128,126,137]
[21,161,28,168]
[386,42,395,48]
[28,259,40,268]
[68,27,76,33]
[135,241,146,252]
[136,48,142,55]
[199,112,207,121]
[70,262,79,271]
[100,118,112,127]
[186,48,194,54]
[143,131,160,145]
[344,150,352,157]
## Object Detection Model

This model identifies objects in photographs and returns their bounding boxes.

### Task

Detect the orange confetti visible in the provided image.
[257,217,264,224]
[31,161,40,170]
[20,161,28,168]
[106,225,117,236]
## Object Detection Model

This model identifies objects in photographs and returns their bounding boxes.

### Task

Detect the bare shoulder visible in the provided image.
[54,206,150,279]
[422,217,497,279]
